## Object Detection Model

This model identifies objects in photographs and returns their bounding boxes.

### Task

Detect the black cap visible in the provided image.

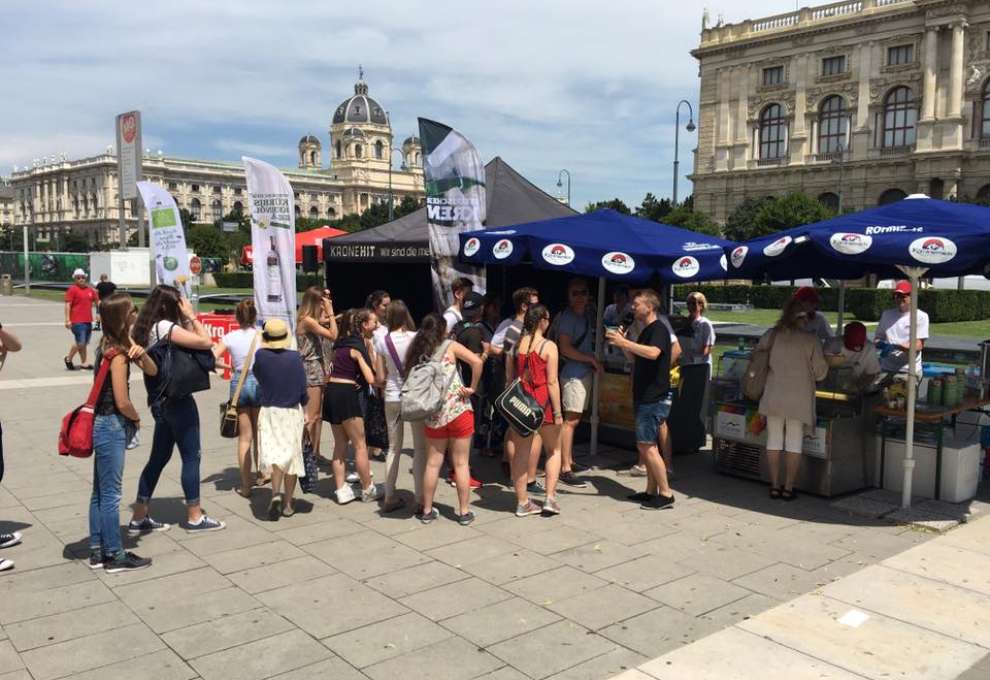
[462,291,484,314]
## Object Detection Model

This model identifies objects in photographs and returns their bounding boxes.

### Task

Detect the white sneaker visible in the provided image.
[0,557,13,572]
[362,484,383,502]
[346,470,373,484]
[336,485,356,504]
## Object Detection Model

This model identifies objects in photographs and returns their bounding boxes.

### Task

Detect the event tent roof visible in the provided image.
[325,157,576,262]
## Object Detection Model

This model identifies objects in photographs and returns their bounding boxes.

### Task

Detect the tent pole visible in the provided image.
[836,280,845,335]
[898,267,926,509]
[590,276,606,458]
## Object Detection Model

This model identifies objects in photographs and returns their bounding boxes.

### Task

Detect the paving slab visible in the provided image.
[882,541,990,596]
[189,629,334,680]
[598,606,722,659]
[161,608,295,659]
[487,620,617,679]
[19,621,163,680]
[0,580,115,625]
[270,656,370,680]
[546,583,658,631]
[0,642,23,676]
[739,593,987,680]
[399,576,513,621]
[322,611,453,669]
[505,565,608,606]
[439,596,560,648]
[4,600,139,652]
[544,648,647,680]
[362,636,503,680]
[227,554,335,594]
[59,647,197,680]
[459,548,560,586]
[362,559,469,599]
[305,531,429,579]
[200,539,306,574]
[643,573,752,615]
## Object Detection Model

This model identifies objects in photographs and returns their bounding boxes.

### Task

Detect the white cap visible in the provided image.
[72,268,87,278]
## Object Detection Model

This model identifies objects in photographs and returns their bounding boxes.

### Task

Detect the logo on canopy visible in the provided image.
[909,236,957,264]
[829,232,873,255]
[672,256,700,279]
[542,243,575,266]
[719,254,728,271]
[601,251,635,275]
[463,237,481,257]
[730,246,748,269]
[682,241,721,252]
[763,235,792,257]
[493,239,514,260]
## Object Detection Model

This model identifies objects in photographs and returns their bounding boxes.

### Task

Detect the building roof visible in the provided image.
[299,134,320,146]
[332,79,389,126]
[332,157,576,246]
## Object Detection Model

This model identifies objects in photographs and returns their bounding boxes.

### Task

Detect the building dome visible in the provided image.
[299,134,320,146]
[402,136,421,147]
[332,77,389,126]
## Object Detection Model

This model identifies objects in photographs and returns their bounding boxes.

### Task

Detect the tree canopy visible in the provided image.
[722,193,835,242]
[584,198,631,215]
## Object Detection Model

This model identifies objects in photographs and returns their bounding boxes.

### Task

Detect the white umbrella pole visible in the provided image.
[836,280,846,335]
[590,276,606,458]
[899,268,925,509]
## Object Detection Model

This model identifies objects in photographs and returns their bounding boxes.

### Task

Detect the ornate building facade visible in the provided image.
[691,0,990,223]
[9,74,424,245]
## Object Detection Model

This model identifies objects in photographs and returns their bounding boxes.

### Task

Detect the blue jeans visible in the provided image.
[89,414,130,556]
[137,396,201,505]
[634,395,673,444]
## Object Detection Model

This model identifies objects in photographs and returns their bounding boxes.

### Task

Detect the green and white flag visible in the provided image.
[418,118,486,308]
[136,181,191,297]
[243,156,297,330]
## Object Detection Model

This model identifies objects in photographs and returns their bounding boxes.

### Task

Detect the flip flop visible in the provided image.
[769,487,782,499]
[64,357,76,371]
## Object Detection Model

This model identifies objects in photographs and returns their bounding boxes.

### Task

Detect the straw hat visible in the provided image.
[261,319,291,349]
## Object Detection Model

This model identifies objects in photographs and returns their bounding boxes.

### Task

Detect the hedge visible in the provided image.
[213,272,323,291]
[672,284,990,323]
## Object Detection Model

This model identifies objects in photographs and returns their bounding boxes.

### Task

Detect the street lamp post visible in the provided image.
[556,169,571,206]
[387,146,405,222]
[672,100,696,206]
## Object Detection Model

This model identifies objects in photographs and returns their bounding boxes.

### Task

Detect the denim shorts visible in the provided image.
[71,322,92,346]
[229,370,260,408]
[635,394,673,444]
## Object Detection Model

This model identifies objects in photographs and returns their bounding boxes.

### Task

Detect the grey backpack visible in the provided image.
[400,341,453,422]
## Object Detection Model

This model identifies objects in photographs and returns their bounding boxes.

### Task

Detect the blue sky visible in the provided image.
[4,0,808,210]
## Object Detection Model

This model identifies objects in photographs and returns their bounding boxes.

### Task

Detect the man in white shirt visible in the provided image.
[442,277,474,333]
[875,280,929,375]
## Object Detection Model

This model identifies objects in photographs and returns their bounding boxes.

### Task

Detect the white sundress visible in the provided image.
[258,405,305,476]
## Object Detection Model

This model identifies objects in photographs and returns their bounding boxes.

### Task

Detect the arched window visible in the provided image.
[308,206,318,218]
[818,192,840,212]
[327,207,336,218]
[211,199,222,221]
[310,151,318,165]
[929,178,944,200]
[232,201,243,214]
[759,103,787,160]
[878,188,907,205]
[818,95,847,155]
[355,144,363,159]
[336,140,342,159]
[190,197,201,221]
[976,184,990,204]
[375,140,384,159]
[981,80,990,138]
[882,87,917,148]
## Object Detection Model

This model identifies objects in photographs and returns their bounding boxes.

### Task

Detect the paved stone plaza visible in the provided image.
[0,295,988,679]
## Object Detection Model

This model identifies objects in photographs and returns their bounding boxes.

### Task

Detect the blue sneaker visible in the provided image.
[183,515,226,533]
[127,517,171,536]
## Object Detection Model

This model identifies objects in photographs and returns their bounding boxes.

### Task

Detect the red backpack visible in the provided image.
[58,349,119,458]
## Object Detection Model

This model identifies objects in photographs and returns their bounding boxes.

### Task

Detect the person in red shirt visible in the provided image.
[64,269,99,370]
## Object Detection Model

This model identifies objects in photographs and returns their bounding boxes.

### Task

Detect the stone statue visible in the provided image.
[967,64,984,89]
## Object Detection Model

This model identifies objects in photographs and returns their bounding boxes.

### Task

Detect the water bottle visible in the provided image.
[737,336,746,352]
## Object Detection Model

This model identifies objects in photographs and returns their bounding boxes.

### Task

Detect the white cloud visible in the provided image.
[3,0,810,207]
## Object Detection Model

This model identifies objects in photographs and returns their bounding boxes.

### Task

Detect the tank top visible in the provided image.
[93,348,128,416]
[330,345,360,381]
[514,340,553,422]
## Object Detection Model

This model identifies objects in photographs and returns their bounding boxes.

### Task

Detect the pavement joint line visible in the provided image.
[728,625,876,680]
[868,559,990,599]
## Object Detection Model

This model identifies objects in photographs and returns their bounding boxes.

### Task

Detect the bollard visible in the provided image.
[0,274,12,296]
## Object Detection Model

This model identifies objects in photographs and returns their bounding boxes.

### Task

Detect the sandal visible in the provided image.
[781,488,797,501]
[254,476,271,488]
[64,357,76,371]
[267,496,283,521]
[281,505,295,518]
[234,487,252,499]
[769,487,782,500]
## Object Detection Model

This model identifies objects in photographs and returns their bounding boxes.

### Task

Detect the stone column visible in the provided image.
[734,66,750,167]
[922,27,938,121]
[949,22,965,118]
[715,68,732,171]
[790,55,808,164]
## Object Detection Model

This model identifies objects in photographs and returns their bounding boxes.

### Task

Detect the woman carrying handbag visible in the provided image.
[505,304,564,518]
[213,299,263,497]
[129,285,225,534]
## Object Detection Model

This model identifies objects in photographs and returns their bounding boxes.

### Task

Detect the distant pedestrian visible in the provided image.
[88,292,159,572]
[0,321,23,572]
[64,269,99,370]
[253,320,309,520]
[129,285,226,533]
[94,274,117,331]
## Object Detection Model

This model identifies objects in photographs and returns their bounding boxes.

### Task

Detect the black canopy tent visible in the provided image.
[323,157,576,316]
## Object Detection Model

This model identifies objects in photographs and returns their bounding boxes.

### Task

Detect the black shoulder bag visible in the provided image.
[494,341,546,437]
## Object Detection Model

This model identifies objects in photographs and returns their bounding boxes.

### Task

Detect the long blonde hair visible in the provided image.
[296,286,324,329]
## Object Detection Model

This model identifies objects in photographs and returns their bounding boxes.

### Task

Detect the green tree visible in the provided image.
[584,198,631,214]
[61,231,91,252]
[636,193,673,222]
[722,192,835,242]
[663,204,721,237]
[185,223,227,259]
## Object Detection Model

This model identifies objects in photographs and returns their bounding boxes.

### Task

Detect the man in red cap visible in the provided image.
[793,287,833,342]
[839,322,880,385]
[875,280,929,375]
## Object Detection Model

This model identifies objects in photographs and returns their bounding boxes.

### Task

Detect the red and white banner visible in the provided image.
[197,312,239,380]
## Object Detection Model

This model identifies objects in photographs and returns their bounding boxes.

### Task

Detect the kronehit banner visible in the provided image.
[418,118,486,309]
[136,181,191,297]
[243,156,297,330]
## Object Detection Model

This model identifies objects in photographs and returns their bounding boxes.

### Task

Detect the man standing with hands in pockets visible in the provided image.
[606,290,675,510]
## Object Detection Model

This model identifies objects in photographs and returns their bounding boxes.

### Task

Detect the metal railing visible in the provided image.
[879,145,914,157]
[756,157,785,167]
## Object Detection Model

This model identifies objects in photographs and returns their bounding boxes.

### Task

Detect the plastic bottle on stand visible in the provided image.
[266,234,282,304]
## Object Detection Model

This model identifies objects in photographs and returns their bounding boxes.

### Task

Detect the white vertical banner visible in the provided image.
[115,111,142,200]
[243,156,296,330]
[136,181,191,297]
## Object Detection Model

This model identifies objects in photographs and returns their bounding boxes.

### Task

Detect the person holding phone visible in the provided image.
[297,287,338,465]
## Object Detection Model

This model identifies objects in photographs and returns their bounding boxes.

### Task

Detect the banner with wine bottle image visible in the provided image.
[136,181,192,298]
[243,156,297,330]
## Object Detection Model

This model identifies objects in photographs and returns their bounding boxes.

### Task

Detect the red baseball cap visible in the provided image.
[843,322,867,351]
[793,286,820,305]
[894,281,912,296]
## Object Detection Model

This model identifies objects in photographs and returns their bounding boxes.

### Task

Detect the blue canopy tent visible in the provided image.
[725,194,990,508]
[459,208,737,456]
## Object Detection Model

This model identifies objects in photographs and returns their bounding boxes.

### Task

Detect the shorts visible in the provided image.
[303,359,325,388]
[561,374,593,414]
[635,396,672,444]
[323,382,363,424]
[425,410,475,440]
[765,415,804,453]
[71,322,92,346]
[229,370,261,408]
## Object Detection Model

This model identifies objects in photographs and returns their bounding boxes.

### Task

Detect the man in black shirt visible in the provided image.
[606,289,675,510]
[450,291,489,488]
[94,274,116,331]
